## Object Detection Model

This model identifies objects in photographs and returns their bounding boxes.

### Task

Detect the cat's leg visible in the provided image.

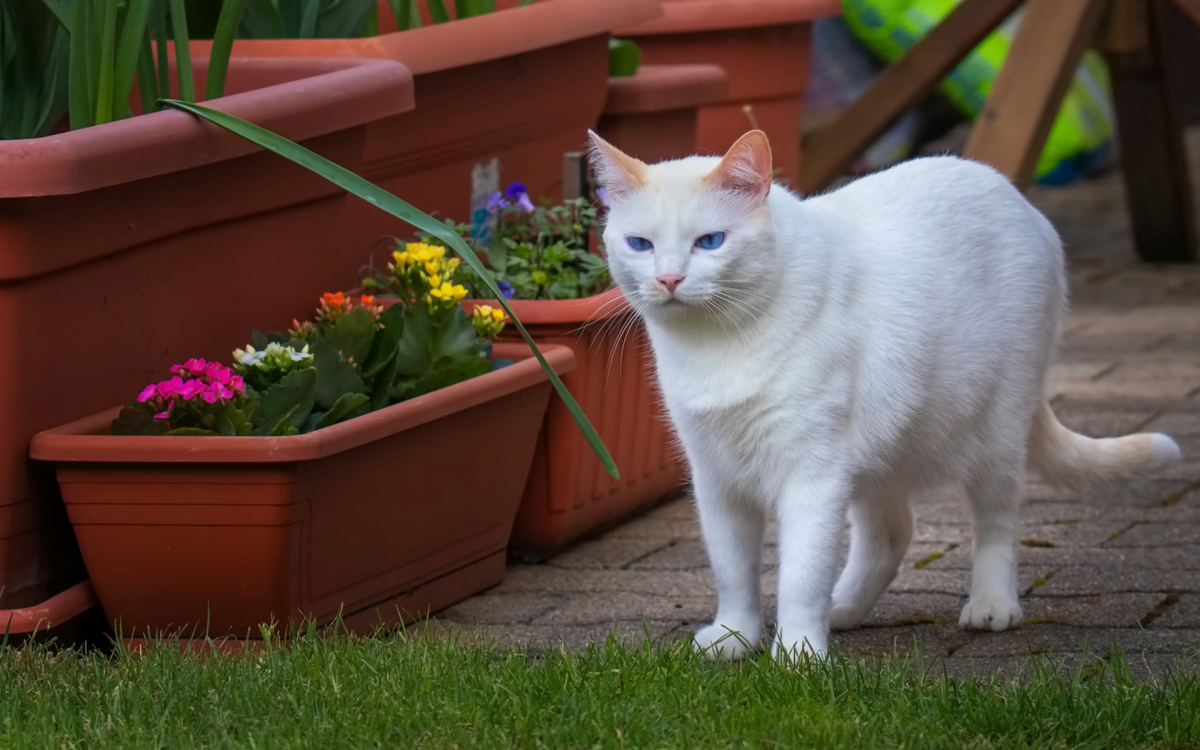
[829,490,914,630]
[772,473,850,660]
[692,471,766,660]
[960,459,1025,631]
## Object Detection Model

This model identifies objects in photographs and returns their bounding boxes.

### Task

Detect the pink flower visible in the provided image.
[137,384,158,403]
[227,375,244,391]
[156,377,187,398]
[154,411,169,419]
[202,382,233,404]
[172,358,209,378]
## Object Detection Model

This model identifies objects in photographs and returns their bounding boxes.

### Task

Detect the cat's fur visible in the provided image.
[588,130,1182,659]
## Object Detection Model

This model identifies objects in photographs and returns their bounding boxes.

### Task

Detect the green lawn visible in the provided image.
[1,628,1197,749]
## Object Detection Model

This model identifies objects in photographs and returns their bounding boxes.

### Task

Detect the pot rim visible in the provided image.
[617,0,841,36]
[29,342,572,465]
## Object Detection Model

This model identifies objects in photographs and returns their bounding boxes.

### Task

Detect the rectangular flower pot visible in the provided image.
[0,56,413,620]
[597,64,730,163]
[618,0,842,182]
[466,291,685,558]
[29,344,572,638]
[190,0,662,269]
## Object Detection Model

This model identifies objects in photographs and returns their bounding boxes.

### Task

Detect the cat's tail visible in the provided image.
[1028,403,1181,488]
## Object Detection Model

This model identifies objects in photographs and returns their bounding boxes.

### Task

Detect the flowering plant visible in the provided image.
[112,359,255,436]
[365,182,611,302]
[113,279,507,437]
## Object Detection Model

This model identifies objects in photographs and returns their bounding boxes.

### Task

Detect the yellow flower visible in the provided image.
[424,260,442,278]
[471,305,507,338]
[491,308,505,322]
[427,274,442,289]
[406,242,445,264]
[392,250,409,267]
[447,257,461,273]
[430,283,467,303]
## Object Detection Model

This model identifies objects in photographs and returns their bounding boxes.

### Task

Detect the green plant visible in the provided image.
[377,183,610,302]
[239,0,377,39]
[161,99,617,476]
[0,1,70,139]
[387,0,532,30]
[23,0,249,132]
[608,37,640,78]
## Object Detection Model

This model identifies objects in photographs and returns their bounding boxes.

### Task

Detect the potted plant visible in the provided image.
[597,63,730,163]
[31,272,575,638]
[0,0,417,637]
[187,0,663,266]
[364,184,684,558]
[616,0,842,183]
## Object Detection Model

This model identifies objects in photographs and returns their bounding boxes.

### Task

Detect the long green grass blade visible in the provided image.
[425,0,449,24]
[386,0,413,30]
[516,0,533,6]
[135,33,158,113]
[154,0,168,102]
[38,0,73,32]
[67,0,93,128]
[297,0,320,37]
[167,0,194,102]
[160,99,619,479]
[453,0,468,19]
[112,0,153,119]
[206,0,249,100]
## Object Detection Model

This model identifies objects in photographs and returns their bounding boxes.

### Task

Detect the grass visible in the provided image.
[1,628,1198,749]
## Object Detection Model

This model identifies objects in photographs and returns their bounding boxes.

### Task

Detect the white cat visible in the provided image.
[588,129,1182,660]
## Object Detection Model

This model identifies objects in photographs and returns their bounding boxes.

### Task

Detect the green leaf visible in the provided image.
[159,99,619,480]
[387,0,419,29]
[608,37,640,78]
[425,0,449,24]
[321,306,377,367]
[93,0,118,124]
[433,307,480,364]
[67,0,92,129]
[111,405,169,436]
[134,32,158,114]
[312,341,366,412]
[206,0,249,100]
[312,392,370,431]
[164,427,217,436]
[168,0,194,102]
[253,366,316,435]
[111,0,153,120]
[395,353,491,401]
[393,303,434,378]
[38,0,72,30]
[154,0,168,100]
[361,303,405,378]
[213,402,254,436]
[370,347,400,411]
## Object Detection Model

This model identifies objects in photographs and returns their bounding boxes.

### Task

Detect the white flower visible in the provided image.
[233,346,266,366]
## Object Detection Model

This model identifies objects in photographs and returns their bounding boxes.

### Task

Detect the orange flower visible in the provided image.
[360,295,376,307]
[322,291,346,308]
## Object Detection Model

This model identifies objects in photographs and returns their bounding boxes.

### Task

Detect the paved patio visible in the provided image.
[432,134,1200,679]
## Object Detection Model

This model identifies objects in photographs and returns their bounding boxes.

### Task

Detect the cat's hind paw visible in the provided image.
[828,603,865,631]
[959,594,1023,631]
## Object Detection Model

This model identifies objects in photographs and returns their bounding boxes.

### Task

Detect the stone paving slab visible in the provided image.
[431,134,1200,679]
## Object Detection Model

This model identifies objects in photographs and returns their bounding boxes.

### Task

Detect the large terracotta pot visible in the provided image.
[30,344,572,638]
[598,64,731,163]
[618,0,841,182]
[465,291,685,558]
[191,0,661,269]
[0,56,413,634]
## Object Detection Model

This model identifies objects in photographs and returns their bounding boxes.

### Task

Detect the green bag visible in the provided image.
[842,0,1115,184]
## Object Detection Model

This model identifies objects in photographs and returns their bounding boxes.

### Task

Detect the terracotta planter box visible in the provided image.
[30,344,572,638]
[618,0,841,182]
[464,291,685,558]
[598,64,730,163]
[191,0,661,268]
[0,57,413,627]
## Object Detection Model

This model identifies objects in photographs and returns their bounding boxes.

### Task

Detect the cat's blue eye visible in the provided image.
[695,232,726,251]
[626,236,654,252]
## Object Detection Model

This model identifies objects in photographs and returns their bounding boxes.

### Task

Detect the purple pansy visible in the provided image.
[486,191,509,214]
[497,280,515,300]
[504,182,528,200]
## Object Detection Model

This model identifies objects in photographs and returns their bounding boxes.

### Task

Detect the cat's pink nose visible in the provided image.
[657,274,685,293]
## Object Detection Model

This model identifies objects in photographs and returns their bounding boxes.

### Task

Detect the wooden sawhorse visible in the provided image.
[800,0,1200,263]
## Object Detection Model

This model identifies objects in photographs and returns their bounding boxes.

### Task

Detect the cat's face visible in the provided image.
[589,131,777,324]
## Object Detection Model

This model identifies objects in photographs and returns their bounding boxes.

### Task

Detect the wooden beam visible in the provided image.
[1104,0,1198,262]
[798,0,1023,194]
[1170,0,1200,25]
[962,0,1109,187]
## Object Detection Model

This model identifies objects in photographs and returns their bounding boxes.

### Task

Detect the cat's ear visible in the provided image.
[587,130,647,200]
[706,130,773,202]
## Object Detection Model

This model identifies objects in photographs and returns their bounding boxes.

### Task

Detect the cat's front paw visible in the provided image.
[959,594,1023,631]
[770,631,828,662]
[692,620,762,660]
